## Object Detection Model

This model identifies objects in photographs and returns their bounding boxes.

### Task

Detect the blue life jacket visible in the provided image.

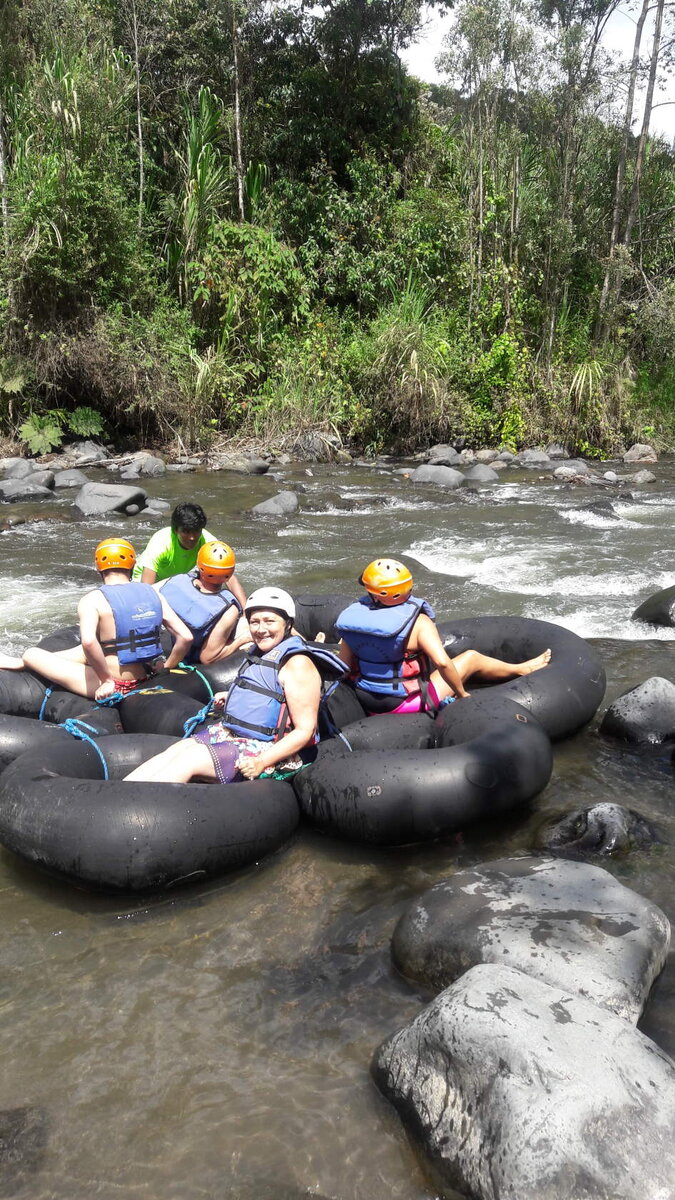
[222,634,346,742]
[335,595,435,697]
[99,582,164,666]
[160,570,242,663]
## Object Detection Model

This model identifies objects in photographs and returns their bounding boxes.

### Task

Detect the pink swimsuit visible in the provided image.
[389,681,441,715]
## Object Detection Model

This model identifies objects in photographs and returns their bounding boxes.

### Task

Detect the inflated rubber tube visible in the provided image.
[0,716,75,770]
[293,594,355,642]
[438,615,605,739]
[0,669,122,731]
[294,693,553,845]
[117,686,208,736]
[0,734,299,892]
[631,585,675,627]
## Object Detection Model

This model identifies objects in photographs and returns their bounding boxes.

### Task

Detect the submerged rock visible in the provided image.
[251,490,298,517]
[391,856,670,1021]
[0,479,53,502]
[632,584,675,627]
[372,963,675,1200]
[410,464,466,489]
[536,802,659,857]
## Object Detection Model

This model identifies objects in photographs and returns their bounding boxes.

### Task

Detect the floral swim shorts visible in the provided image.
[192,721,314,783]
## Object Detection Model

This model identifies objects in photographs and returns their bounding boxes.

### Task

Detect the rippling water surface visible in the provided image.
[0,458,673,1199]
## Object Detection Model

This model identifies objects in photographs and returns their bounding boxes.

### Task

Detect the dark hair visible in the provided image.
[171,502,207,534]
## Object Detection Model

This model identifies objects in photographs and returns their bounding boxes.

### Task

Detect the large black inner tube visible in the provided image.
[294,693,553,846]
[0,734,299,892]
[438,615,605,739]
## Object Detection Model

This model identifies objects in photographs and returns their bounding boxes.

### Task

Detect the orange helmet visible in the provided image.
[94,537,136,573]
[360,558,413,605]
[197,540,236,585]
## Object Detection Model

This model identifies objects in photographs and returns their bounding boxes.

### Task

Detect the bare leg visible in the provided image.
[431,647,551,702]
[124,739,216,783]
[0,644,87,672]
[21,647,99,699]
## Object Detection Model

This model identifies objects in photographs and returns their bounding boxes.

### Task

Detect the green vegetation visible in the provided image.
[0,0,673,455]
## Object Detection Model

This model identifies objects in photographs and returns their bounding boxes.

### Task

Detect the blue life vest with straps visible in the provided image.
[335,595,435,697]
[160,570,242,663]
[221,634,347,742]
[98,582,164,666]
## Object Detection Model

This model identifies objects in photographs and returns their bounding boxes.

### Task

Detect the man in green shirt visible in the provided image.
[133,502,247,609]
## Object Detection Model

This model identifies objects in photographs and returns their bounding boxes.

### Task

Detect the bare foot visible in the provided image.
[517,649,551,675]
[0,653,24,670]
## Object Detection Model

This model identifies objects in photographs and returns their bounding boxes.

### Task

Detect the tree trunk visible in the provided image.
[622,0,666,252]
[130,0,145,234]
[230,1,245,222]
[596,0,650,339]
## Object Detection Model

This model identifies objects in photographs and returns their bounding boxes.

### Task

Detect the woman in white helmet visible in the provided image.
[124,587,346,784]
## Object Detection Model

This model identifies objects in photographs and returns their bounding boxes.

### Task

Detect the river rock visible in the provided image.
[517,448,551,468]
[632,583,675,626]
[73,482,148,517]
[0,1105,48,1190]
[53,468,90,488]
[624,442,657,463]
[474,448,500,463]
[604,470,619,481]
[0,479,54,502]
[372,963,675,1200]
[463,464,499,485]
[293,431,341,462]
[67,439,109,464]
[133,453,166,477]
[631,468,657,484]
[580,500,618,519]
[410,464,466,489]
[600,676,675,745]
[536,802,658,857]
[0,457,26,474]
[251,490,298,517]
[166,463,196,472]
[26,470,55,489]
[3,459,38,479]
[427,443,462,467]
[391,856,670,1022]
[497,449,515,462]
[546,442,569,459]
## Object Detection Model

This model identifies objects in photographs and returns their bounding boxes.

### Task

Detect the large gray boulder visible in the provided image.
[463,463,499,485]
[133,453,166,478]
[4,459,38,479]
[392,857,670,1022]
[73,482,147,517]
[600,677,675,745]
[372,963,675,1200]
[53,469,90,488]
[517,448,552,468]
[0,479,53,502]
[67,440,109,465]
[410,464,466,489]
[624,442,657,463]
[251,490,298,517]
[427,443,462,467]
[26,470,55,489]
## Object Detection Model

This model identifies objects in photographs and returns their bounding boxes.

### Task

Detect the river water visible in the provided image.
[0,458,673,1199]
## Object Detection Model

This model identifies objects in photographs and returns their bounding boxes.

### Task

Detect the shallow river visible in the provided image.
[0,457,674,1199]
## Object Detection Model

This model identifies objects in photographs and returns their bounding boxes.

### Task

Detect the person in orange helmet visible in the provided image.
[0,537,193,700]
[154,541,250,665]
[335,557,550,715]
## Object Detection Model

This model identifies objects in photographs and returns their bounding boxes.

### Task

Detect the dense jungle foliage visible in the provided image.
[0,0,673,455]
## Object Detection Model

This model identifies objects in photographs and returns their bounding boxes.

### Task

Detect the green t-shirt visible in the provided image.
[132,527,216,582]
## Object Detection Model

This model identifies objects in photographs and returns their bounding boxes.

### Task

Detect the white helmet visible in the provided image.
[245,587,296,621]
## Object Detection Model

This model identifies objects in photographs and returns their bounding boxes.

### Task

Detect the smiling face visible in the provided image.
[248,609,287,653]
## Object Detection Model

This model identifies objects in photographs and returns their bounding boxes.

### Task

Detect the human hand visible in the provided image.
[456,689,471,700]
[212,691,227,708]
[95,679,117,701]
[237,755,267,780]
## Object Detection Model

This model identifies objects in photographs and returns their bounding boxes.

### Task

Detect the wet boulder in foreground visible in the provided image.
[600,676,675,744]
[372,963,675,1200]
[536,802,658,857]
[73,481,148,517]
[0,479,54,502]
[391,857,670,1022]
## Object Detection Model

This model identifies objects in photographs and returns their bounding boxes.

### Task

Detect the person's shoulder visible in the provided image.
[280,651,320,681]
[78,586,103,610]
